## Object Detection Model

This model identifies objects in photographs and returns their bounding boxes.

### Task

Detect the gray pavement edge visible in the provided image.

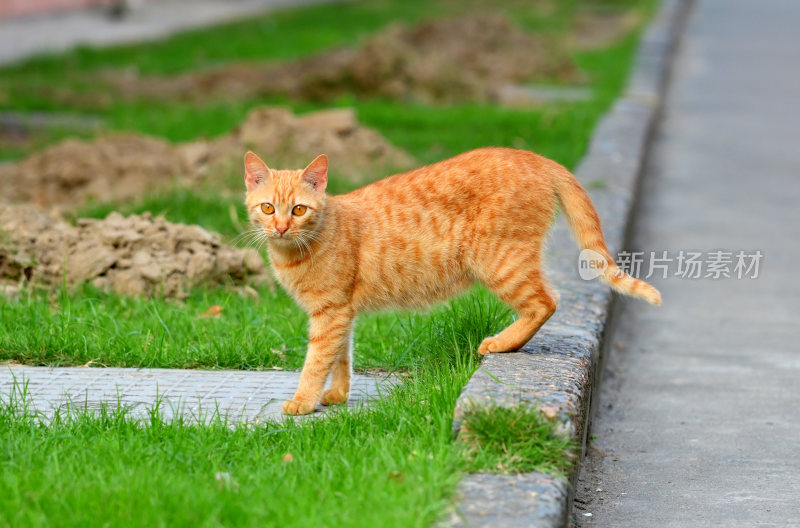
[0,0,335,67]
[446,1,693,526]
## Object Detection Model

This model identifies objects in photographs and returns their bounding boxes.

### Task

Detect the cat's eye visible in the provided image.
[261,203,275,215]
[292,205,308,216]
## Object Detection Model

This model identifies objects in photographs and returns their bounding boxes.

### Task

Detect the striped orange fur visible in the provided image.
[244,147,660,415]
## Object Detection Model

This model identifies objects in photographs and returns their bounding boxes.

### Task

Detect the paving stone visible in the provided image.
[0,366,394,424]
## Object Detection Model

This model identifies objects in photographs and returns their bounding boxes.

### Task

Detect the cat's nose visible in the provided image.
[276,224,289,235]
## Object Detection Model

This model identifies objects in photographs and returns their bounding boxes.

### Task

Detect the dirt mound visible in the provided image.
[180,106,413,180]
[0,134,187,209]
[109,14,578,104]
[569,9,644,50]
[0,106,411,210]
[0,205,272,298]
[271,13,578,103]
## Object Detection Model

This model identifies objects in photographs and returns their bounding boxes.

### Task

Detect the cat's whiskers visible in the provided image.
[294,238,307,260]
[230,228,257,246]
[249,234,268,252]
[296,229,322,268]
[294,235,314,267]
[241,234,260,251]
[238,228,271,253]
[297,229,324,245]
[232,227,267,251]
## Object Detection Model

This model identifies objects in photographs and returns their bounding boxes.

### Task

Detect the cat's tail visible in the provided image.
[554,167,662,306]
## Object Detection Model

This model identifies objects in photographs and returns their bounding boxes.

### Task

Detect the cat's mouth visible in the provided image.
[269,230,295,241]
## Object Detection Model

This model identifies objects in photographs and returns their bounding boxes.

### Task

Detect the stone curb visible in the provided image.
[448,1,693,526]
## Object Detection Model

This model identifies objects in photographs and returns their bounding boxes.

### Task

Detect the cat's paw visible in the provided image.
[282,399,316,416]
[478,337,504,355]
[320,388,349,406]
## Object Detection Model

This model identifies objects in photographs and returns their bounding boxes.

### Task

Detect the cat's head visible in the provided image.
[243,151,328,245]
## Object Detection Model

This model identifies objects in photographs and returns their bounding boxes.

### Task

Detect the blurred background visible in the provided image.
[0,0,653,242]
[1,0,119,19]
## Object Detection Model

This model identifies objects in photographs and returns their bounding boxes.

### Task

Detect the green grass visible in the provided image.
[0,283,510,372]
[0,291,572,528]
[462,406,575,476]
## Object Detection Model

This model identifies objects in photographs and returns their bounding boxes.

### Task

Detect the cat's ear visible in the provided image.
[244,151,272,192]
[302,154,328,193]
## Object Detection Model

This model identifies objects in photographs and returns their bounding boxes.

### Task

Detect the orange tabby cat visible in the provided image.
[244,147,660,415]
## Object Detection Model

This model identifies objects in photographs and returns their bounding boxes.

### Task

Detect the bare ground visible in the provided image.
[569,9,644,50]
[0,106,412,210]
[105,14,580,105]
[0,205,272,299]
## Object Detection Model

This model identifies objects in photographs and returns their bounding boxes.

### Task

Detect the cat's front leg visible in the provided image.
[320,328,354,406]
[282,309,354,416]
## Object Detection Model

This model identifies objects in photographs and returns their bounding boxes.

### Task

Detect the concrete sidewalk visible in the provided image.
[575,0,800,526]
[0,366,393,423]
[0,0,326,66]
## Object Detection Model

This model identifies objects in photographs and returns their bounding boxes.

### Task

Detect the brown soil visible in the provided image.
[0,106,412,210]
[180,106,413,182]
[108,13,579,104]
[569,9,644,50]
[0,133,186,209]
[0,205,272,298]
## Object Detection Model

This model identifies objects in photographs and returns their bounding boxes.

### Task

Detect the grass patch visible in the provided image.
[461,406,575,476]
[0,373,470,528]
[0,290,529,528]
[0,283,511,372]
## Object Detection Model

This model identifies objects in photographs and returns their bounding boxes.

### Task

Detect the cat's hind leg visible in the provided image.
[478,258,558,355]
